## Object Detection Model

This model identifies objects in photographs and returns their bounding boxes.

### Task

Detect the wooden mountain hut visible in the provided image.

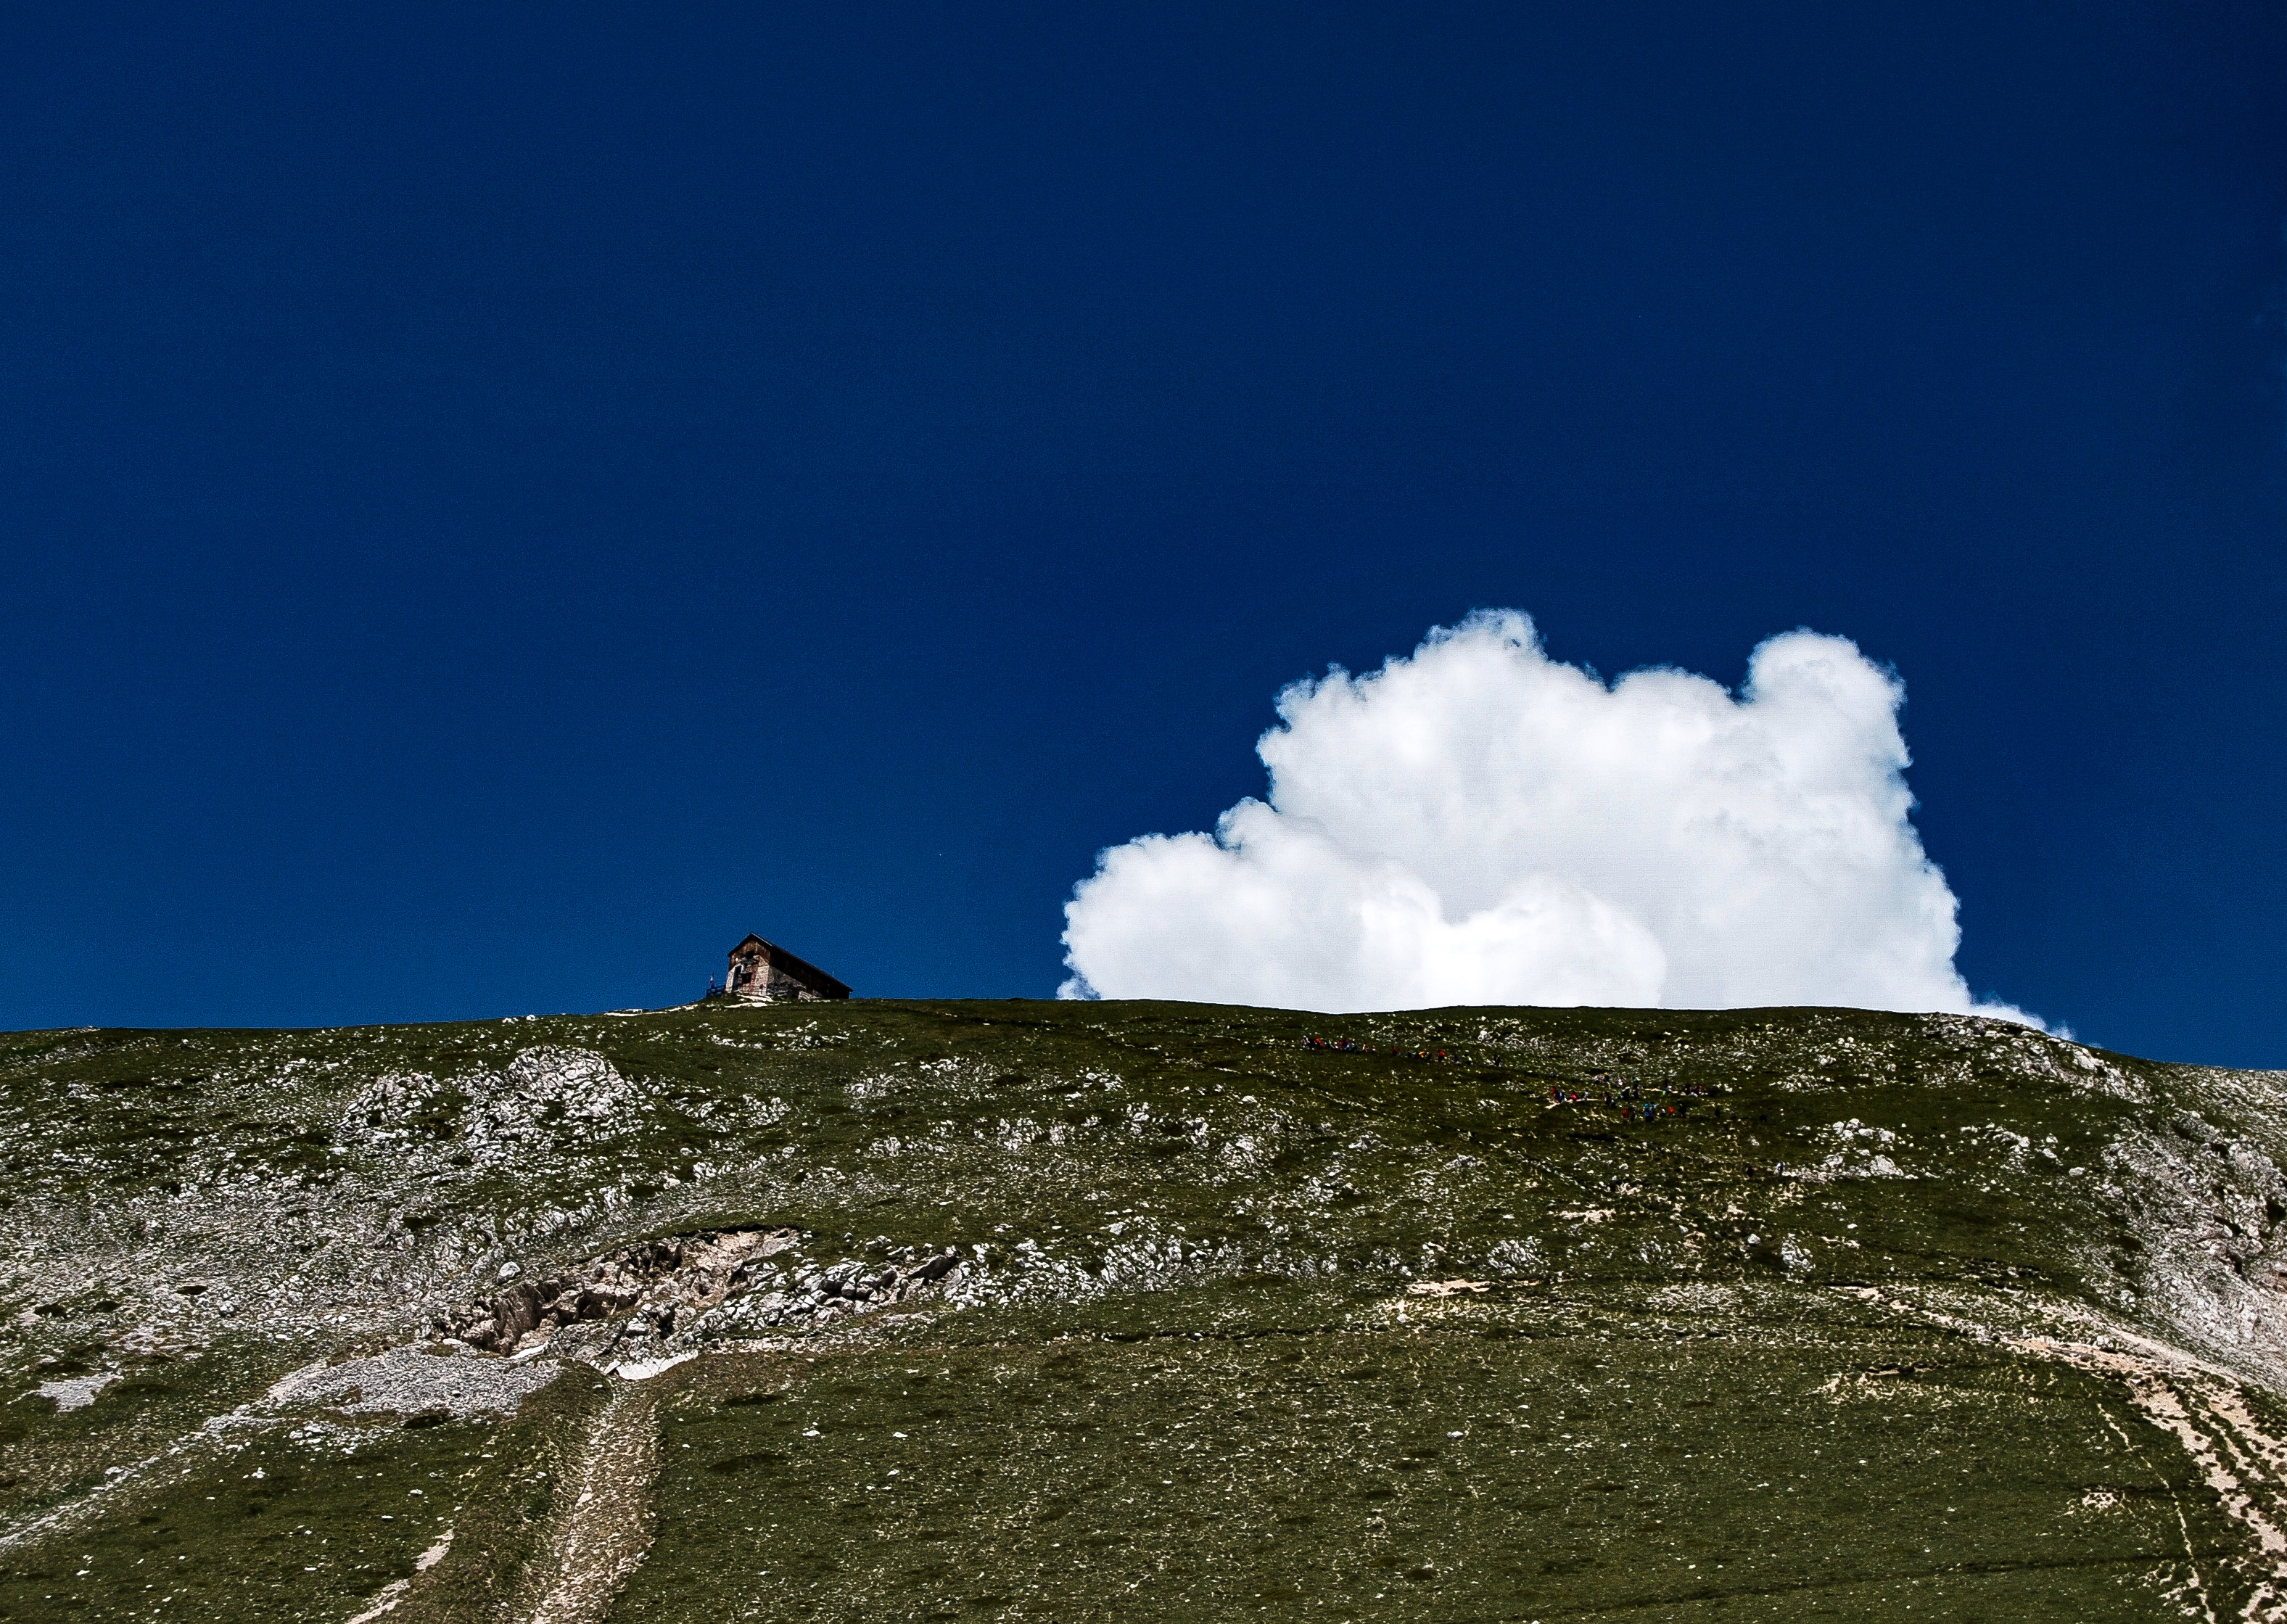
[725,934,852,1003]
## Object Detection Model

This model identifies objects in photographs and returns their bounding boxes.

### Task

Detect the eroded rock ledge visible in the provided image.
[429,1226,964,1373]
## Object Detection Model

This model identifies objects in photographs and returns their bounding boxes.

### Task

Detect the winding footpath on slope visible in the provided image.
[516,1379,662,1624]
[1842,1283,2287,1623]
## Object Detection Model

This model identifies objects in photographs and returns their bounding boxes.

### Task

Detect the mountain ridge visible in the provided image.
[4,999,2287,1620]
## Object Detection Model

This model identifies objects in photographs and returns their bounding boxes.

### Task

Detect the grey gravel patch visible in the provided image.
[33,1371,118,1411]
[269,1343,564,1418]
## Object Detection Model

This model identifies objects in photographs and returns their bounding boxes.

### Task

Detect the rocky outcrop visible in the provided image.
[429,1225,967,1367]
[691,1245,963,1340]
[433,1227,802,1353]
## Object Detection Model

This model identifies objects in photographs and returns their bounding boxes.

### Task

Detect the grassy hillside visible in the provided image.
[3,998,2286,1621]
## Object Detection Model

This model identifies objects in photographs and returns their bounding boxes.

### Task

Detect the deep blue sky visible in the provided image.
[2,3,2283,1064]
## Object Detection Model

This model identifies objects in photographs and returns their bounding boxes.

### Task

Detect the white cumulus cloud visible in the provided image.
[1060,611,2036,1023]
